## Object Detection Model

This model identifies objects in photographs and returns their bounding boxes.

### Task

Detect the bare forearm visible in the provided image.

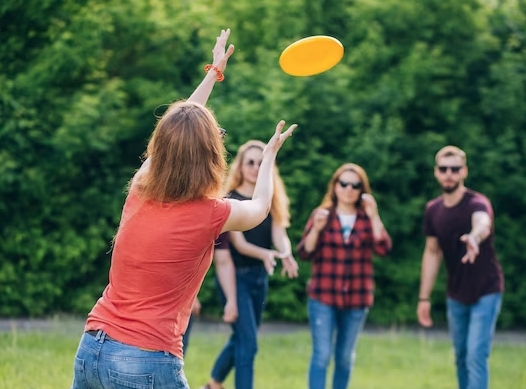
[464,211,492,246]
[274,237,292,255]
[187,71,218,106]
[370,214,386,240]
[188,29,233,105]
[469,216,491,244]
[251,155,275,215]
[233,240,269,260]
[303,228,320,253]
[214,254,236,303]
[272,225,292,254]
[419,251,442,300]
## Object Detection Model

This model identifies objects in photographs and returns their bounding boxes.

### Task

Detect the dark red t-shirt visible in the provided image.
[423,189,504,304]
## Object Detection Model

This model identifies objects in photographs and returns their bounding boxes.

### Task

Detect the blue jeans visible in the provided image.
[307,298,368,389]
[210,266,268,389]
[447,292,502,389]
[71,330,188,389]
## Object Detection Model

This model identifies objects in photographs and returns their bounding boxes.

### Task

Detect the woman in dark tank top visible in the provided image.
[202,140,299,389]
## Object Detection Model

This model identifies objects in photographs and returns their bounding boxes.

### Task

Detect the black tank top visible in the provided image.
[229,190,272,268]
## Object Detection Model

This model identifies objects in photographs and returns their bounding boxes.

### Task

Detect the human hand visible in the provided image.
[261,249,278,275]
[312,208,330,232]
[212,29,235,73]
[263,120,297,158]
[279,253,299,278]
[460,234,480,264]
[417,301,433,327]
[222,299,238,323]
[191,298,201,316]
[361,193,379,219]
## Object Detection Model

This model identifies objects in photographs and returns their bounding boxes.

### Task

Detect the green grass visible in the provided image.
[0,324,525,389]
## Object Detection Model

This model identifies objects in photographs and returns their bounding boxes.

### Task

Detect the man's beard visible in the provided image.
[442,181,460,194]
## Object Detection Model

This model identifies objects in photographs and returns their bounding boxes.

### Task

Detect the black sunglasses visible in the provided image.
[246,159,263,167]
[338,180,363,190]
[219,128,227,139]
[437,165,462,174]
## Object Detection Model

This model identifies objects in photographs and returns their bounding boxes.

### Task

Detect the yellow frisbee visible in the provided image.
[279,36,344,77]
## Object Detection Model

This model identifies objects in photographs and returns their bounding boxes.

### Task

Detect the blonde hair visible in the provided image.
[435,145,467,165]
[320,163,372,209]
[135,101,227,202]
[224,140,290,227]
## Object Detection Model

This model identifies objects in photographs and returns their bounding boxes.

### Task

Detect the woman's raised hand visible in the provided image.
[263,120,297,156]
[213,29,235,72]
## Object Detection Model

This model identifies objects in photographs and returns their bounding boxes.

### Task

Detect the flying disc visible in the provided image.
[279,36,344,77]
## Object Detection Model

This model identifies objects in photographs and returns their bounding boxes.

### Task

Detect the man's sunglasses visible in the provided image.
[219,128,227,139]
[437,165,462,174]
[338,180,363,190]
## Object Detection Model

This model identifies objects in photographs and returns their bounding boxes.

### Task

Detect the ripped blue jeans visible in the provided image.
[308,298,368,389]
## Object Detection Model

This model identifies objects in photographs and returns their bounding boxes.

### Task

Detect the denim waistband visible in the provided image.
[86,329,116,341]
[85,329,166,354]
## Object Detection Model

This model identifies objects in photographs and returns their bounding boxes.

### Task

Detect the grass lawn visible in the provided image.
[0,322,524,388]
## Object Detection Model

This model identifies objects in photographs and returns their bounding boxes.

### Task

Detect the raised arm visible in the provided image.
[222,120,297,232]
[187,29,234,105]
[188,28,234,105]
[133,29,234,182]
[417,236,443,327]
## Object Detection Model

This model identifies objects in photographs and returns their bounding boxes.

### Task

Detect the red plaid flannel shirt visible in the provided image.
[297,208,392,308]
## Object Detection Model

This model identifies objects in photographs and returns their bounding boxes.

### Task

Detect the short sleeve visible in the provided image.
[211,198,232,240]
[423,203,435,237]
[214,232,230,249]
[472,194,493,219]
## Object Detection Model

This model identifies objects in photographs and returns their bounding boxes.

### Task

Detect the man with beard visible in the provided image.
[417,145,504,389]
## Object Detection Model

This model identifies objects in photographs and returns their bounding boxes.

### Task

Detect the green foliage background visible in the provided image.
[1,0,525,328]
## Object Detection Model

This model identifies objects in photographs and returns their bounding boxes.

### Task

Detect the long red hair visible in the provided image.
[135,101,227,202]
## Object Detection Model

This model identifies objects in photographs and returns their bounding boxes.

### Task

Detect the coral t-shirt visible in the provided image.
[85,186,231,359]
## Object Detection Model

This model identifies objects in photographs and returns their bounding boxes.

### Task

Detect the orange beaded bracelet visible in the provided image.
[204,64,224,82]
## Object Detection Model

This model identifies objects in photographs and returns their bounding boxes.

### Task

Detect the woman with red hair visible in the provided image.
[70,29,297,389]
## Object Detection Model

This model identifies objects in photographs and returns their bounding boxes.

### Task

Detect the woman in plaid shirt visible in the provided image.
[297,163,392,389]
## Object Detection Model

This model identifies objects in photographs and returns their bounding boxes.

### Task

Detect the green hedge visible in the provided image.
[1,0,525,328]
